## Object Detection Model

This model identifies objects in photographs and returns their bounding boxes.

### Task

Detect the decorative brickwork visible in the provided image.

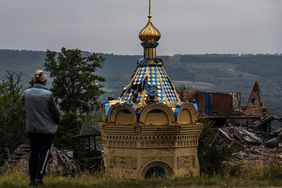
[99,123,202,179]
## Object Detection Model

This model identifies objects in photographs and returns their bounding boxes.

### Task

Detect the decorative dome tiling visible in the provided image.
[120,62,180,107]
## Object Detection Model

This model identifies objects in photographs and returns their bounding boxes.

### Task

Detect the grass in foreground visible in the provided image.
[1,167,282,188]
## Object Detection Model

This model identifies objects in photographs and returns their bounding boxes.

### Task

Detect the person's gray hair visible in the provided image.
[34,69,48,84]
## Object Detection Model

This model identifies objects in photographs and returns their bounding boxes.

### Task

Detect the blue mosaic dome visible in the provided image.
[119,58,181,108]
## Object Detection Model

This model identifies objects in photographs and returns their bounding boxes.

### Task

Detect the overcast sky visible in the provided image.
[0,0,281,55]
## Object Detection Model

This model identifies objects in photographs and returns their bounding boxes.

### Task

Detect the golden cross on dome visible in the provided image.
[149,0,151,17]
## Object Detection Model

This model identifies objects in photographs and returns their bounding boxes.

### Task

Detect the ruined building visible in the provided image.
[244,81,266,116]
[99,2,203,179]
[179,81,281,133]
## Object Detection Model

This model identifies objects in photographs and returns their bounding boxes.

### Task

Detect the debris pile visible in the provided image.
[218,116,282,166]
[0,144,80,175]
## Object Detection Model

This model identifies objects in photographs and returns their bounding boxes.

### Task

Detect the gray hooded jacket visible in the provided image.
[24,84,60,134]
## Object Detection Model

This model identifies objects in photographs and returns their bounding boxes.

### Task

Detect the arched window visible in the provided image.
[178,108,192,124]
[115,109,135,125]
[108,105,137,125]
[141,161,173,179]
[176,102,197,124]
[139,103,174,126]
[145,109,169,125]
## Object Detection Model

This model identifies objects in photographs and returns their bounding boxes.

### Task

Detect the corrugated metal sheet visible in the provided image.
[180,91,242,115]
[194,92,211,114]
[211,93,233,115]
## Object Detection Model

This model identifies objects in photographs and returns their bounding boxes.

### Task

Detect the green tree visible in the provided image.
[198,119,234,176]
[0,72,23,96]
[0,72,26,165]
[53,112,81,149]
[44,48,105,113]
[44,48,105,149]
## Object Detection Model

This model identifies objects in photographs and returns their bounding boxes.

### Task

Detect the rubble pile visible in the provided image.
[219,120,282,166]
[219,126,264,146]
[0,144,80,175]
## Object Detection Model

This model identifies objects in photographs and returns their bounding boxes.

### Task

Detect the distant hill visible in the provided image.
[0,49,281,115]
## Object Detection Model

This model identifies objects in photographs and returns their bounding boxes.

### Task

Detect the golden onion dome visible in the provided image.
[139,16,161,42]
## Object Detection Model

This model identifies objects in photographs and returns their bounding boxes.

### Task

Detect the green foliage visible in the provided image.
[44,48,105,113]
[44,48,105,149]
[0,72,23,96]
[54,112,101,150]
[198,120,234,176]
[0,72,26,166]
[53,112,82,149]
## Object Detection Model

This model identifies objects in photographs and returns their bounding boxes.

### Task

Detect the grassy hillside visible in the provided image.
[0,50,281,115]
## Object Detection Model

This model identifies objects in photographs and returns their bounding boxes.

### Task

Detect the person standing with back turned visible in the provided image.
[24,69,60,186]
